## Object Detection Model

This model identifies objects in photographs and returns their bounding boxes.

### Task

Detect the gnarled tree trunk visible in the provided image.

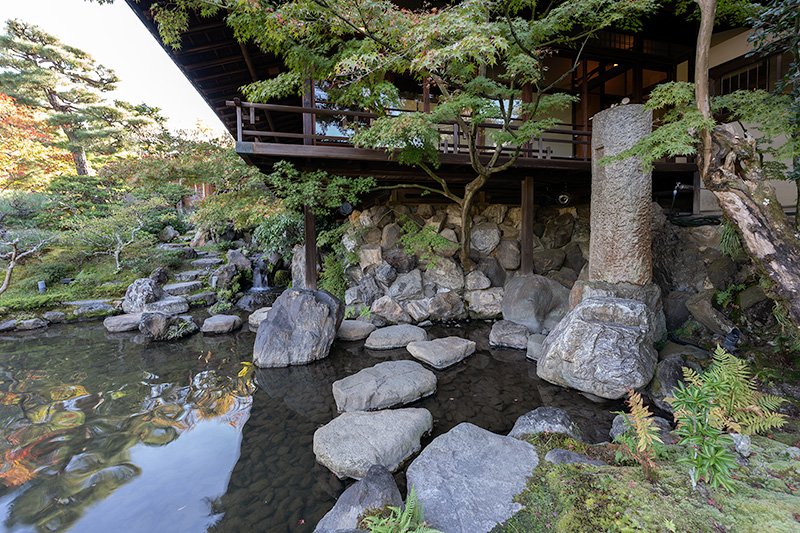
[700,123,800,326]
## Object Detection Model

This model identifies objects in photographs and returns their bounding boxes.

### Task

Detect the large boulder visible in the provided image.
[537,298,658,400]
[364,324,427,350]
[314,465,402,533]
[332,361,437,412]
[502,275,570,334]
[313,408,433,479]
[211,263,238,290]
[406,423,539,533]
[406,337,476,369]
[162,281,201,296]
[122,278,164,314]
[253,289,344,368]
[507,406,582,441]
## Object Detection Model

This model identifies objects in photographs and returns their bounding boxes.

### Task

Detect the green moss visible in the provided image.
[494,435,800,533]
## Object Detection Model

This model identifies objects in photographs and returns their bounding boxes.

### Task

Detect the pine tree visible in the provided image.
[0,19,155,175]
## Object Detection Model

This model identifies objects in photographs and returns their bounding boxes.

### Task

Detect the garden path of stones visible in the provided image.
[311,320,610,533]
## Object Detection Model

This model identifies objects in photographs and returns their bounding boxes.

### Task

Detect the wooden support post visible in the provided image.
[520,176,535,276]
[304,204,317,290]
[302,78,315,146]
[692,171,702,215]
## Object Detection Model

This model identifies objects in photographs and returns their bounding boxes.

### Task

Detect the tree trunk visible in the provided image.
[64,129,91,176]
[702,123,800,327]
[0,244,18,296]
[693,0,800,329]
[458,174,490,270]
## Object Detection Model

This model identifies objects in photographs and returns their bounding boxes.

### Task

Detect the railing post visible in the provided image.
[234,98,243,142]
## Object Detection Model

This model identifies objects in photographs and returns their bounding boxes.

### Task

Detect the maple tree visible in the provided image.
[149,0,656,268]
[0,93,72,191]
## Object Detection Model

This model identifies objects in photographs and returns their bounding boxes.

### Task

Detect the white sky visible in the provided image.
[0,0,230,137]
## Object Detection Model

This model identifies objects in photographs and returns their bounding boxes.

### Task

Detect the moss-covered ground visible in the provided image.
[493,427,800,533]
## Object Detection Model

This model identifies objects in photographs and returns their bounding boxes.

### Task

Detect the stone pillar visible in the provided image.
[588,104,653,285]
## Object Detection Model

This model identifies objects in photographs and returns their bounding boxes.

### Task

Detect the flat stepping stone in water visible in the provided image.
[163,281,201,296]
[332,360,437,412]
[201,314,242,334]
[174,270,203,282]
[508,406,582,441]
[364,324,427,350]
[489,320,530,349]
[143,296,189,315]
[313,408,433,479]
[544,449,606,466]
[103,313,143,333]
[407,422,539,533]
[406,336,476,369]
[337,320,377,341]
[191,257,224,269]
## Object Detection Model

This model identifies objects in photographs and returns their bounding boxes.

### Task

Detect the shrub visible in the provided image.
[253,210,304,261]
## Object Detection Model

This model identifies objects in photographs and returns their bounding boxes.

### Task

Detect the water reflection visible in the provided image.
[0,319,621,533]
[0,322,254,533]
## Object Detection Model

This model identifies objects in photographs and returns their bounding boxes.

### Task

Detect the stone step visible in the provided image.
[191,257,224,270]
[174,270,203,282]
[163,281,202,295]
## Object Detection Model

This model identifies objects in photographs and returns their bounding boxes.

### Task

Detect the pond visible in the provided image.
[0,315,619,532]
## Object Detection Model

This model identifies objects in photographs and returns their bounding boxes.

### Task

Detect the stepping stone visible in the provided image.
[364,324,427,350]
[406,336,476,369]
[407,423,539,533]
[337,320,376,341]
[489,320,529,349]
[163,281,201,296]
[508,407,582,441]
[174,270,203,282]
[143,296,189,315]
[186,292,217,307]
[248,306,271,329]
[201,314,242,334]
[103,313,143,333]
[313,408,433,479]
[16,318,47,330]
[314,465,402,532]
[191,257,224,269]
[333,361,436,412]
[42,311,65,324]
[544,449,606,466]
[0,320,16,332]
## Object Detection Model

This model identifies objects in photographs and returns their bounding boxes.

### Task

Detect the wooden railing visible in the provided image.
[228,99,593,161]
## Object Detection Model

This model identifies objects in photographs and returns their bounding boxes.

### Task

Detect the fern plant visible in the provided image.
[682,346,786,435]
[613,390,664,482]
[667,347,786,492]
[362,488,442,533]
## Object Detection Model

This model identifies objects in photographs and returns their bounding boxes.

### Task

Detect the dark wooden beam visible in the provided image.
[520,177,535,276]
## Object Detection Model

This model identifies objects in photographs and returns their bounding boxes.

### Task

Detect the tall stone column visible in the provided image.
[588,104,653,285]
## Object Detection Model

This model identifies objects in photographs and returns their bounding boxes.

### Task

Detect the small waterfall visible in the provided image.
[251,255,269,290]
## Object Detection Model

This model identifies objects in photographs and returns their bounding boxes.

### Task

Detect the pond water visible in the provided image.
[0,316,619,533]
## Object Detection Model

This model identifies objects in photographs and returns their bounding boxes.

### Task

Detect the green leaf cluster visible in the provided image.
[362,488,442,533]
[667,347,787,491]
[253,210,304,262]
[396,217,456,269]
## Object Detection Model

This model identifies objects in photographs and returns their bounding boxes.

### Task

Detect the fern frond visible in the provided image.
[682,367,703,387]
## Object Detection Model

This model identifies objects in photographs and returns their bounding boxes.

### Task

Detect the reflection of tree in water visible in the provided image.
[0,347,255,533]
